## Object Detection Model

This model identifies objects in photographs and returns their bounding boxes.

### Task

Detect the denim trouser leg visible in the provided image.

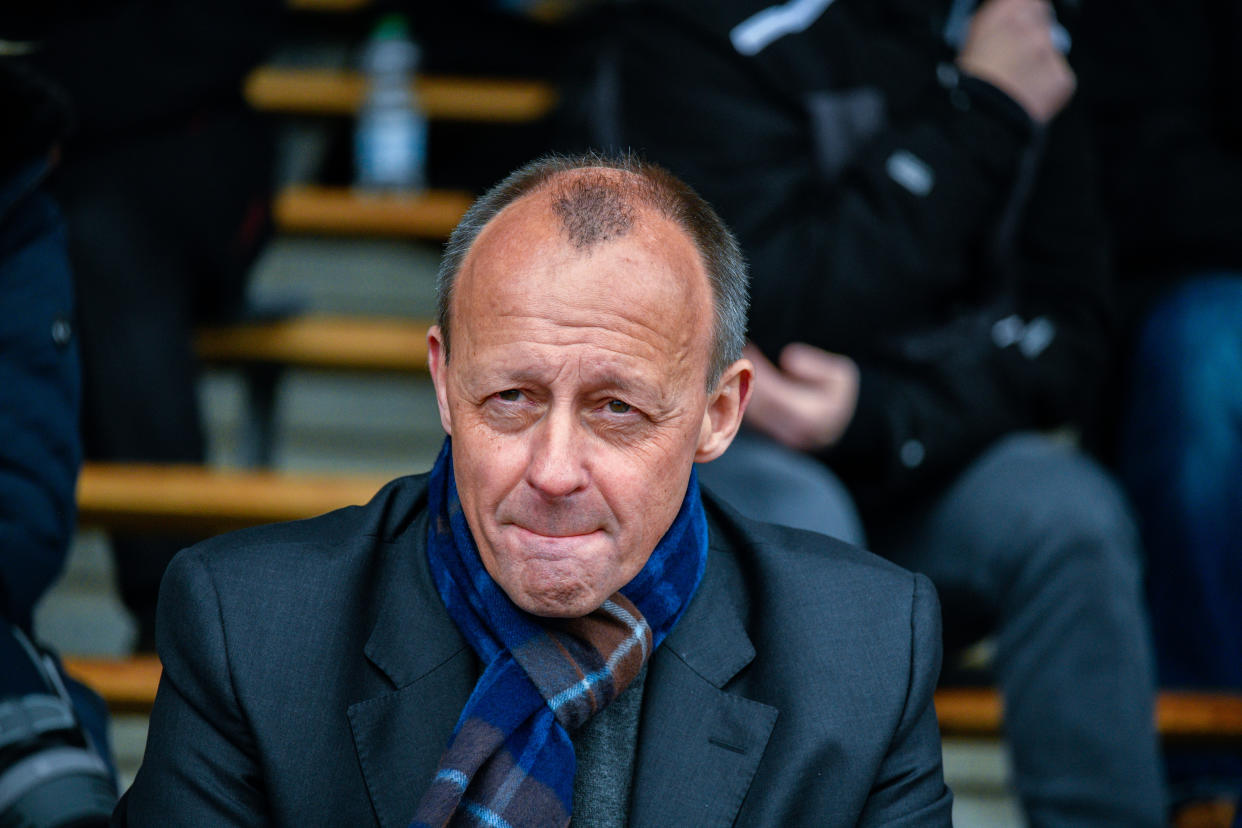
[876,434,1165,827]
[1119,274,1242,798]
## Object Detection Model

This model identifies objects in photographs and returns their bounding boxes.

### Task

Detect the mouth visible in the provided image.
[511,524,601,541]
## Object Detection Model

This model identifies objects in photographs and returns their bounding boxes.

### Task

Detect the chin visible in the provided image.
[508,573,604,619]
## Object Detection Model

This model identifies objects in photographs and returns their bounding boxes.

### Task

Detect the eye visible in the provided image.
[606,399,632,414]
[495,389,522,402]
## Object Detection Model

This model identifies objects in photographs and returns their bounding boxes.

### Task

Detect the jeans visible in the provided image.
[704,429,1165,826]
[1120,273,1242,800]
[874,434,1164,826]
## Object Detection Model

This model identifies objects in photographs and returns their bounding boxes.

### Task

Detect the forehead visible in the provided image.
[451,187,713,358]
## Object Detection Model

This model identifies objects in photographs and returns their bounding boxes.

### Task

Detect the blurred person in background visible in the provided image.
[585,0,1167,824]
[0,51,117,826]
[1081,0,1242,823]
[11,0,282,650]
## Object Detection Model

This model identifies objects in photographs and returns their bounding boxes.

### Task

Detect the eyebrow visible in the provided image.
[467,361,659,401]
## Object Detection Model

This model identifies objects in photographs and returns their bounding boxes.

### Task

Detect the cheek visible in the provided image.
[452,423,525,512]
[603,445,694,545]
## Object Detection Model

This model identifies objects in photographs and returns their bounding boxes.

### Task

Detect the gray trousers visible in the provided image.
[700,431,1165,827]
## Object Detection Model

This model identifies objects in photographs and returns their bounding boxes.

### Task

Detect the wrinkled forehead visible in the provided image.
[454,186,711,326]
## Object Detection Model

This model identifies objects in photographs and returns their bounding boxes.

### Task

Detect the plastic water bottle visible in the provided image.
[354,14,427,192]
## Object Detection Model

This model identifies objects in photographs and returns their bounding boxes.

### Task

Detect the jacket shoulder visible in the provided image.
[179,472,430,574]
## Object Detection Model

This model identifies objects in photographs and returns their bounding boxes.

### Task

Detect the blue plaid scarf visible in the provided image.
[411,439,708,828]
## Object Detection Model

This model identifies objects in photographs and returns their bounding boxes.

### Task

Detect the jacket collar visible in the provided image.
[349,505,475,828]
[348,491,777,827]
[628,508,779,826]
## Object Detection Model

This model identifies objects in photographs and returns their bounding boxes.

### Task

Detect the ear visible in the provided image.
[427,325,453,435]
[695,358,753,463]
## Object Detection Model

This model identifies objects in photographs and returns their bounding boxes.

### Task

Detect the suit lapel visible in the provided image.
[629,540,778,827]
[345,499,777,827]
[347,511,476,828]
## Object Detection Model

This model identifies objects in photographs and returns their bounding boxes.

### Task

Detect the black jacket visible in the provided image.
[601,0,1114,513]
[1080,0,1242,295]
[116,474,951,826]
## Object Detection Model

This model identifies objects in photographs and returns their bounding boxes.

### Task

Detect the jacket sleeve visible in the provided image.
[825,92,1115,501]
[113,548,269,826]
[612,3,1032,353]
[857,573,953,826]
[612,2,1113,503]
[0,167,80,630]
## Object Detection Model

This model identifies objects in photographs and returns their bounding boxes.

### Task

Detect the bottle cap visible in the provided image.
[373,13,410,40]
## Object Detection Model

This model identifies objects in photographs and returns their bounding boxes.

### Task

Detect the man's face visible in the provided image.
[429,189,748,618]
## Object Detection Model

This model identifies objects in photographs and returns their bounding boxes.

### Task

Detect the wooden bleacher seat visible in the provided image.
[77,463,389,535]
[273,185,473,239]
[245,68,558,122]
[196,314,430,374]
[192,314,433,465]
[64,656,163,715]
[936,687,1242,744]
[61,653,1242,747]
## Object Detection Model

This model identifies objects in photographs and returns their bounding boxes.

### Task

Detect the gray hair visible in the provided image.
[435,151,749,388]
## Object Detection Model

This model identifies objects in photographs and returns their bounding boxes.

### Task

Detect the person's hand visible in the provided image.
[742,342,860,452]
[956,0,1075,124]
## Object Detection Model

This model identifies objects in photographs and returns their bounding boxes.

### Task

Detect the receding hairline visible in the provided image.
[466,166,670,251]
[436,152,751,389]
[450,169,713,311]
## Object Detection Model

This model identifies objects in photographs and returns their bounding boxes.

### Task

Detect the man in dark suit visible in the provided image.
[114,154,952,826]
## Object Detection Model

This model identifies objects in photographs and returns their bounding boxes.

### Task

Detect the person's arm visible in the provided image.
[828,84,1113,498]
[114,548,269,826]
[857,573,953,826]
[0,159,80,631]
[614,1,1036,356]
[618,1,1110,501]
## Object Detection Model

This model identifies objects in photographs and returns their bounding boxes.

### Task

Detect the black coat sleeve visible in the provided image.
[113,547,269,826]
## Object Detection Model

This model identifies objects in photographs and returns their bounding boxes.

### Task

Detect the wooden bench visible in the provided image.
[193,314,433,464]
[64,656,164,715]
[245,68,558,123]
[273,185,473,239]
[62,655,1242,746]
[935,687,1242,744]
[77,463,390,535]
[196,314,431,374]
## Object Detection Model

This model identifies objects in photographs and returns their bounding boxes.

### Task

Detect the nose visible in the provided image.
[525,407,589,499]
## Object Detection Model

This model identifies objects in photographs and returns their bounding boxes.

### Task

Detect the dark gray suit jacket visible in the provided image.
[114,474,952,826]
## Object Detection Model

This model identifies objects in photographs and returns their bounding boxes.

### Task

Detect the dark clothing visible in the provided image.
[0,60,73,179]
[10,0,282,640]
[12,0,281,143]
[0,60,78,627]
[116,475,952,826]
[1081,0,1242,802]
[0,61,116,793]
[0,155,79,632]
[1080,0,1242,291]
[594,2,1166,823]
[603,0,1113,514]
